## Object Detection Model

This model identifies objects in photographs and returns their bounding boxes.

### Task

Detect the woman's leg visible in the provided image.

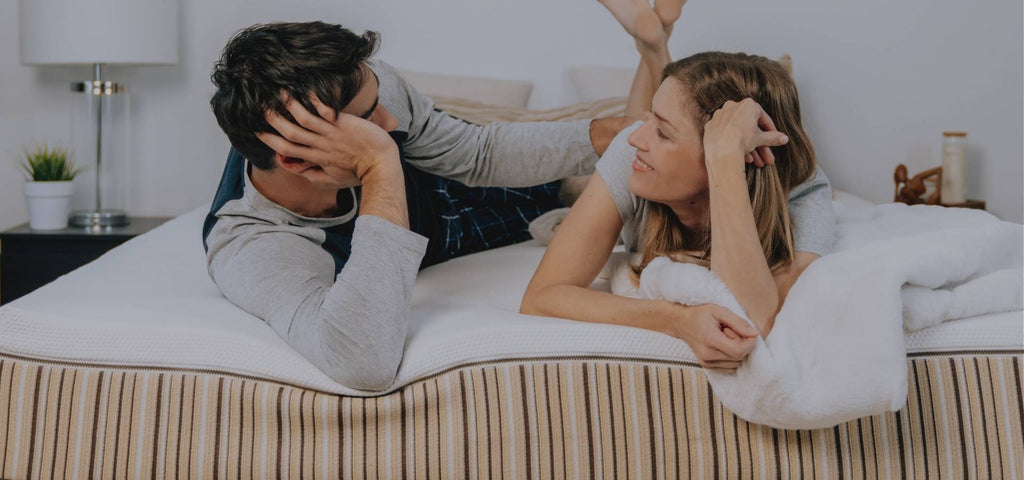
[598,0,684,119]
[654,0,684,34]
[625,58,656,120]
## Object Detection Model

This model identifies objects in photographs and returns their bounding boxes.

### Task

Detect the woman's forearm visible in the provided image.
[706,160,779,334]
[522,283,676,337]
[523,281,760,371]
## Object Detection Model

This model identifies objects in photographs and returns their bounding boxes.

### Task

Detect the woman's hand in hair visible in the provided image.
[702,98,790,173]
[666,303,759,373]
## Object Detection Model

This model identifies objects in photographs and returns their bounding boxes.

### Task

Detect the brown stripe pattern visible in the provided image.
[0,354,1020,479]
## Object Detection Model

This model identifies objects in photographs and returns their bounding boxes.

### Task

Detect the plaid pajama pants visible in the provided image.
[402,160,563,270]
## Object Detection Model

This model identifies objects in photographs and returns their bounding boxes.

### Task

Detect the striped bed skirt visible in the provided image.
[0,352,1020,479]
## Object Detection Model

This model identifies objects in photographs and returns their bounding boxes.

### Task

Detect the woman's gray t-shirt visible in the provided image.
[595,123,836,256]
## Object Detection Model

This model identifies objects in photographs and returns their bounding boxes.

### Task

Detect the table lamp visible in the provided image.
[19,0,179,228]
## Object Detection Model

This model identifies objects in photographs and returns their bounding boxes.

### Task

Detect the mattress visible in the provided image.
[0,193,1020,479]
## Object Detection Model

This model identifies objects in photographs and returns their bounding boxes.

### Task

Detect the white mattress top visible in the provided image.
[1,193,1020,395]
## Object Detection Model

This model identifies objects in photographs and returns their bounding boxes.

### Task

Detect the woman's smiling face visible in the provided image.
[626,77,708,207]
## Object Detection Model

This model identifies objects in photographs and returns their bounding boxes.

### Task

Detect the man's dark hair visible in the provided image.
[210,22,379,170]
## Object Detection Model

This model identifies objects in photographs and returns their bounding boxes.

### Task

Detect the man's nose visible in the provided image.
[375,105,398,132]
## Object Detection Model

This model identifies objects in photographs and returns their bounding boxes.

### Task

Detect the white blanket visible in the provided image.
[612,203,1023,429]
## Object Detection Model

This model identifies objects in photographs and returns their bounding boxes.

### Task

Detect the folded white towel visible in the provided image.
[613,203,1023,428]
[528,207,571,245]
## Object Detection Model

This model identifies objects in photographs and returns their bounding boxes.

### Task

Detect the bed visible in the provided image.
[2,69,1022,478]
[0,188,1021,479]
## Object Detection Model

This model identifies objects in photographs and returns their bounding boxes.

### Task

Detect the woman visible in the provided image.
[520,0,835,372]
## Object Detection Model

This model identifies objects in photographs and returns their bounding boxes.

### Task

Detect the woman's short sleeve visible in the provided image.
[595,122,643,227]
[788,166,836,256]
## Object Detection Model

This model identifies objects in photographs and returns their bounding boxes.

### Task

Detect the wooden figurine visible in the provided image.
[894,164,942,205]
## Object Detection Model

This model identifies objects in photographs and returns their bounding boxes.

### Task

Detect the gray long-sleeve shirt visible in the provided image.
[205,60,600,391]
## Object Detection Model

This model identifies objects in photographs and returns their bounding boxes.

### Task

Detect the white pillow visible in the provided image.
[428,96,625,126]
[397,69,533,108]
[568,65,634,103]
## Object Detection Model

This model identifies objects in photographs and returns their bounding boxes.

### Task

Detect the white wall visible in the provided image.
[1,0,1021,231]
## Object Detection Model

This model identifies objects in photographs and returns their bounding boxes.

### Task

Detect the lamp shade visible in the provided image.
[20,0,179,65]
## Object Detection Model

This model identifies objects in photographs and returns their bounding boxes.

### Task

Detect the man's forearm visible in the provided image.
[590,116,629,157]
[359,164,409,229]
[314,214,428,390]
[206,212,428,390]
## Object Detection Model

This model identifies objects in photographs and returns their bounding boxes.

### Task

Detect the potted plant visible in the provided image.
[20,145,79,230]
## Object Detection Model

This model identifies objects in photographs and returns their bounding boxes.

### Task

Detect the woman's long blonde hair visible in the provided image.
[633,52,817,278]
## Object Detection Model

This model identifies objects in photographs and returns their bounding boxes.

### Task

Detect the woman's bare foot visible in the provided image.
[597,0,668,52]
[654,0,684,28]
[653,0,685,37]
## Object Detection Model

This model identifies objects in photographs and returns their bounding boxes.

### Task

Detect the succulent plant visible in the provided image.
[20,145,79,182]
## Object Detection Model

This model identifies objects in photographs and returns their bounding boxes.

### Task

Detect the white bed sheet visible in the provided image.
[1,193,1020,396]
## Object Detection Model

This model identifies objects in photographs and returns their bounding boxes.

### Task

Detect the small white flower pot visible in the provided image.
[23,181,75,230]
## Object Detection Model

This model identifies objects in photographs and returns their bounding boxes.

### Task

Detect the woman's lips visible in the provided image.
[632,156,654,172]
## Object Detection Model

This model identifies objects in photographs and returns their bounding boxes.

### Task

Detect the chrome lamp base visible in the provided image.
[69,210,130,228]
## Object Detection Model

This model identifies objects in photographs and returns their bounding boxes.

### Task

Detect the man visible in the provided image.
[204,22,626,390]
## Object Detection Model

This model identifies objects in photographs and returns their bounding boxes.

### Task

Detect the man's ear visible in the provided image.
[274,152,330,183]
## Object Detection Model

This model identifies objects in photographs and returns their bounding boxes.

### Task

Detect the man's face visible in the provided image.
[340,64,398,132]
[258,63,400,193]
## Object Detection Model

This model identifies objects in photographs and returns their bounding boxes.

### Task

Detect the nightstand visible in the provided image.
[0,217,170,305]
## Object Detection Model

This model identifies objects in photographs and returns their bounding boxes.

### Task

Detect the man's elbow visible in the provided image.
[330,366,399,392]
[319,340,404,391]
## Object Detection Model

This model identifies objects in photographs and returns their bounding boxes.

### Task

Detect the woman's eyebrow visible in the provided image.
[652,110,677,134]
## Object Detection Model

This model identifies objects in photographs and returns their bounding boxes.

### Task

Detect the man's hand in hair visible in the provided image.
[258,95,400,185]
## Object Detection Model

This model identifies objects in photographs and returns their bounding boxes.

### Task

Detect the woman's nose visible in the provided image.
[627,122,648,151]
